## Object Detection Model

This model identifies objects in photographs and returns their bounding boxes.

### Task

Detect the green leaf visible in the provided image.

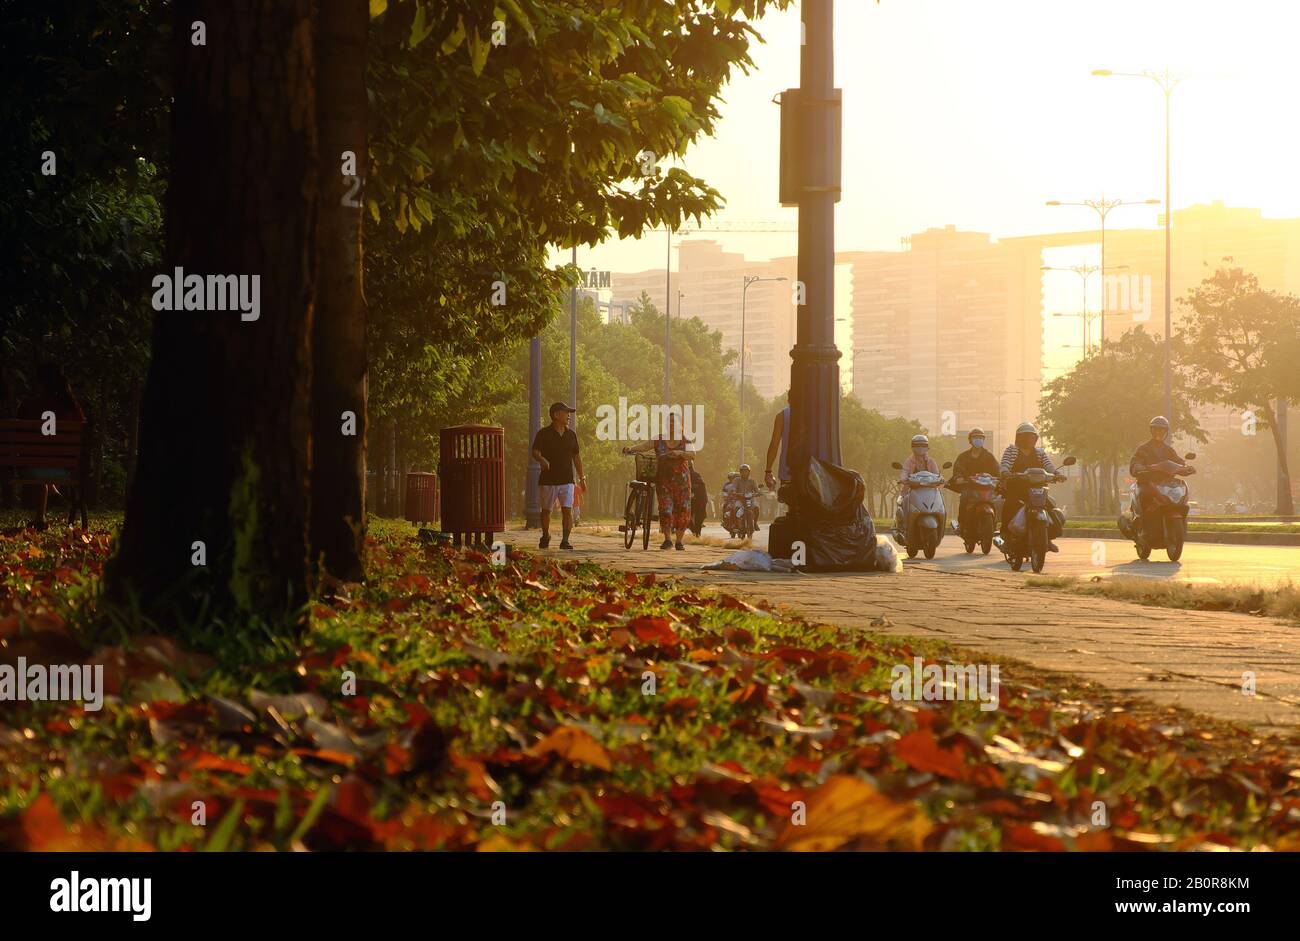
[204,799,245,852]
[369,0,388,18]
[410,5,434,48]
[287,789,332,846]
[440,16,467,56]
[468,29,490,76]
[497,0,535,41]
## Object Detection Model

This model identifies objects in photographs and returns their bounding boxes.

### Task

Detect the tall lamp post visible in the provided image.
[664,225,673,406]
[768,0,843,559]
[1041,265,1098,351]
[525,336,542,528]
[1045,197,1159,345]
[786,0,842,471]
[569,246,578,427]
[739,275,787,464]
[1092,68,1181,425]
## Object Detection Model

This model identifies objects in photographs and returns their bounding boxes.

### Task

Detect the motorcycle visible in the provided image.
[953,472,999,555]
[993,456,1075,573]
[1118,453,1196,561]
[723,489,760,539]
[891,461,952,559]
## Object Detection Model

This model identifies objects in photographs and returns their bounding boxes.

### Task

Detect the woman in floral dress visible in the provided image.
[624,412,694,550]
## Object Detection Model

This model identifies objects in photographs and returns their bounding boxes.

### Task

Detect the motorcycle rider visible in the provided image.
[998,422,1062,551]
[896,434,940,532]
[1129,416,1185,515]
[731,463,760,531]
[898,434,940,492]
[948,427,1000,533]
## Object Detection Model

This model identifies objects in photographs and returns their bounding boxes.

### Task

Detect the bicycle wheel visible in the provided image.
[622,487,638,549]
[641,487,654,550]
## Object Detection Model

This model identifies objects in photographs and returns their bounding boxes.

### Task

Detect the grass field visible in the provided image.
[3,515,1300,850]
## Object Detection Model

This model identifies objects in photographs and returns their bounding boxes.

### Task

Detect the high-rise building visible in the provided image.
[607,203,1300,457]
[610,240,799,402]
[841,226,1044,450]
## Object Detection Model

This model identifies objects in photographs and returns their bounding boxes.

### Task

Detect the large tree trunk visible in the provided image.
[1263,400,1295,516]
[107,0,318,630]
[310,0,369,581]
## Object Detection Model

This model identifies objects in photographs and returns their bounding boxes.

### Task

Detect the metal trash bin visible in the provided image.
[404,472,439,525]
[439,425,505,548]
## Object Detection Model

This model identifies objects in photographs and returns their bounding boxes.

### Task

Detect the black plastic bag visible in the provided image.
[772,455,878,571]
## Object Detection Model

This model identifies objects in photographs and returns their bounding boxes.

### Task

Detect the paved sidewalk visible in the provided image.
[526,528,1300,735]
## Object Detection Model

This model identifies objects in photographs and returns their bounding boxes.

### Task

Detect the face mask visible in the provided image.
[914,448,928,457]
[971,438,985,449]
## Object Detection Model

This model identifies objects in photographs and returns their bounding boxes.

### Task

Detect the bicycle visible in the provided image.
[619,451,657,550]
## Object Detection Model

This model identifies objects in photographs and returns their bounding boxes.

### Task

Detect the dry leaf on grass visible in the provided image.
[776,774,932,851]
[526,725,612,771]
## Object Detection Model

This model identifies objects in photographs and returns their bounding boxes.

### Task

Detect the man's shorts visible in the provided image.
[539,483,575,510]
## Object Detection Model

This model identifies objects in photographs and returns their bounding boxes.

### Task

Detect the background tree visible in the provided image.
[362,0,793,516]
[311,0,371,581]
[0,0,168,504]
[1177,265,1300,514]
[1038,329,1204,515]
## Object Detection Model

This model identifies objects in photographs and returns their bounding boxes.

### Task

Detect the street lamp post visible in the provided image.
[1046,197,1159,345]
[1041,265,1098,351]
[1093,68,1181,425]
[525,336,542,528]
[570,245,577,428]
[740,275,788,465]
[787,0,842,470]
[1051,312,1088,357]
[768,0,844,561]
[664,226,672,406]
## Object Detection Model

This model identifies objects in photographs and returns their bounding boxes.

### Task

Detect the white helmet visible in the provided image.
[911,434,929,448]
[1015,422,1038,437]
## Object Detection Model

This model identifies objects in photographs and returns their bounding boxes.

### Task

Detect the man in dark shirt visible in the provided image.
[948,427,1000,532]
[531,402,584,550]
[1129,415,1184,513]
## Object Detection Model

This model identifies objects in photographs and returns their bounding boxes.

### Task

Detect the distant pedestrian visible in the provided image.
[624,410,694,550]
[531,402,585,550]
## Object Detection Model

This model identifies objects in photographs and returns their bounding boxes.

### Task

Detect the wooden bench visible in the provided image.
[0,419,89,527]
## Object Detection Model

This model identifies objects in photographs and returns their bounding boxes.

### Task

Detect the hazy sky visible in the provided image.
[565,0,1300,277]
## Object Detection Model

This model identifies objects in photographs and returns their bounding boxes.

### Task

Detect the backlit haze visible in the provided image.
[554,0,1300,381]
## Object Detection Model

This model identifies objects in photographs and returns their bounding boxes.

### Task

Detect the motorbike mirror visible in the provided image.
[1061,456,1077,467]
[891,462,903,470]
[942,461,953,469]
[1184,452,1196,460]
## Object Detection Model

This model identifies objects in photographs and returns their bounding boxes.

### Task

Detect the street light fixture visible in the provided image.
[739,275,788,465]
[1045,197,1159,345]
[1092,67,1183,426]
[1041,264,1098,351]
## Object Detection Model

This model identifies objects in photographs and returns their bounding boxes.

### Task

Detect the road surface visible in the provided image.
[557,527,1300,734]
[697,524,1300,587]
